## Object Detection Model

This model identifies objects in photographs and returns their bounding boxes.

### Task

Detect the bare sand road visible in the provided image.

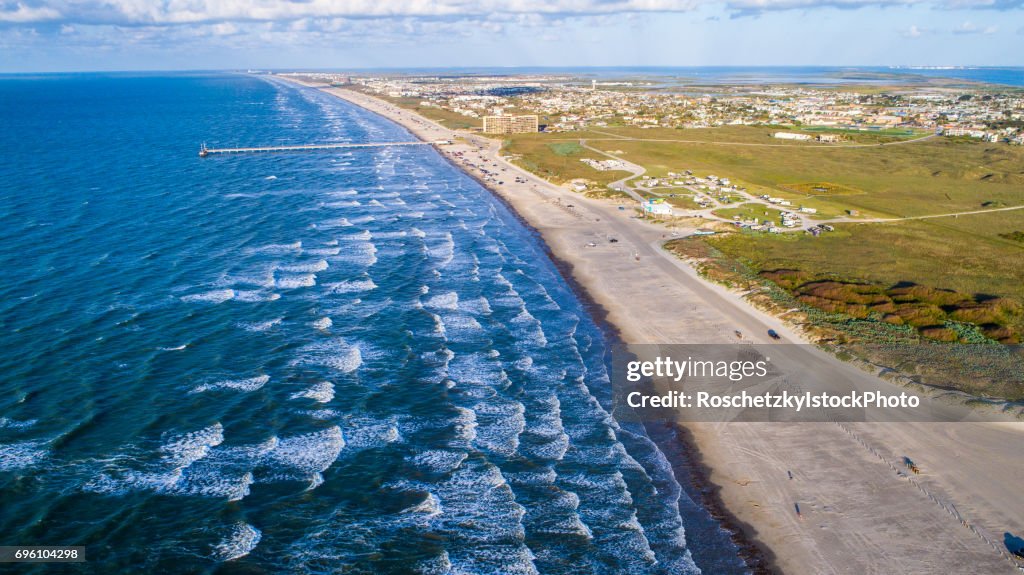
[285,77,1024,575]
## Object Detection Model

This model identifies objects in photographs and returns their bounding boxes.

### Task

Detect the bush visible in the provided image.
[920,326,958,342]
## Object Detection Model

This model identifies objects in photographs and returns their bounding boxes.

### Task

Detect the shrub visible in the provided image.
[920,326,958,342]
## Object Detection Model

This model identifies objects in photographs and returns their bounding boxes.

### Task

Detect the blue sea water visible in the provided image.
[0,74,745,573]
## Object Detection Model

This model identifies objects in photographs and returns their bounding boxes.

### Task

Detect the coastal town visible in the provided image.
[293,72,1024,144]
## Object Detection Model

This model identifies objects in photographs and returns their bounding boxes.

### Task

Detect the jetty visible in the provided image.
[199,140,450,157]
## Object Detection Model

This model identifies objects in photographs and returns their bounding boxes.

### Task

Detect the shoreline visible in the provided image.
[280,75,1024,575]
[281,77,775,572]
[430,123,779,572]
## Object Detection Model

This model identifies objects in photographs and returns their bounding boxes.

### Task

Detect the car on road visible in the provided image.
[767,329,781,340]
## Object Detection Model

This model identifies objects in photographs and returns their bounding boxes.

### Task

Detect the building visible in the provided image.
[773,132,812,141]
[483,115,539,134]
[642,199,674,217]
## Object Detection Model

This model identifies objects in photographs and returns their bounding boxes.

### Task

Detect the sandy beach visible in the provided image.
[286,77,1024,574]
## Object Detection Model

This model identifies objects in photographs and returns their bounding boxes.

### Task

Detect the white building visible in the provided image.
[773,132,812,141]
[643,199,674,216]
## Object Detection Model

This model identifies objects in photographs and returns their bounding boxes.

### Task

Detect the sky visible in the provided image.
[0,0,1020,72]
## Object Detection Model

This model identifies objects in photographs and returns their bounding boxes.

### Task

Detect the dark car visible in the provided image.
[767,329,781,340]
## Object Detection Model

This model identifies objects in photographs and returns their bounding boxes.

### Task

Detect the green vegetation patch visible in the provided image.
[503,134,632,186]
[665,236,1024,400]
[780,181,865,197]
[761,269,1022,344]
[713,203,785,222]
[548,142,584,156]
[999,231,1024,243]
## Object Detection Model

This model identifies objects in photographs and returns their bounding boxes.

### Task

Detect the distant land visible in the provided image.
[258,66,1024,88]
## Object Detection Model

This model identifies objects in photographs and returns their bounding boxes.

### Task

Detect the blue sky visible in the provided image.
[0,0,1020,72]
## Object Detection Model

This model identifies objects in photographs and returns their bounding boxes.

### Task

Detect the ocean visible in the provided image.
[0,74,745,573]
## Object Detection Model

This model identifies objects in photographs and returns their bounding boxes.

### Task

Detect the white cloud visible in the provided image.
[903,24,925,37]
[0,0,1017,29]
[0,2,61,22]
[952,20,999,33]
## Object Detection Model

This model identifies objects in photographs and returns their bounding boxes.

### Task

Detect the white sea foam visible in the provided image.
[402,492,442,518]
[460,296,492,316]
[427,232,455,266]
[226,272,276,289]
[324,200,361,208]
[311,317,333,331]
[157,344,188,351]
[213,522,261,561]
[473,400,525,457]
[275,274,316,289]
[331,242,377,266]
[320,217,351,228]
[265,426,344,474]
[292,338,362,373]
[324,279,377,294]
[408,450,468,474]
[340,230,372,241]
[373,231,407,239]
[160,423,225,468]
[0,439,47,471]
[343,419,402,451]
[290,381,335,403]
[227,472,254,502]
[304,246,341,256]
[181,289,235,304]
[234,290,281,302]
[191,375,269,394]
[265,175,277,180]
[326,189,358,197]
[278,259,329,273]
[504,468,558,486]
[425,291,459,310]
[441,315,489,346]
[450,406,478,444]
[237,317,283,332]
[0,417,38,430]
[249,241,302,255]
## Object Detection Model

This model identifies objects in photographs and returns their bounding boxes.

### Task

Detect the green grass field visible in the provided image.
[712,203,786,222]
[507,125,1024,345]
[503,134,633,185]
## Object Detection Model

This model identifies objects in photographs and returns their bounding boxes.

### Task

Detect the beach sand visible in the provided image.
[286,77,1024,574]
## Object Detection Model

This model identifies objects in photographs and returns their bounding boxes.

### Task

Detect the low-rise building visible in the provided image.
[773,132,812,141]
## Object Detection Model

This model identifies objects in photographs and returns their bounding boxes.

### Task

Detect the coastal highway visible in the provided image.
[287,77,1024,575]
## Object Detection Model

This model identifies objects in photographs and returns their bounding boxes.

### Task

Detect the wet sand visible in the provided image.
[285,76,1024,575]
